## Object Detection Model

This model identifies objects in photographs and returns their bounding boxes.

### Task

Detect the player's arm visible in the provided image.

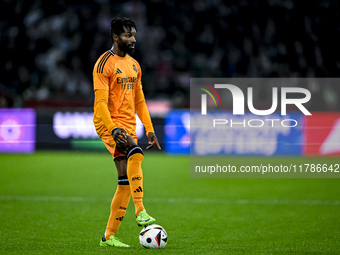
[93,64,127,142]
[95,89,115,133]
[135,89,161,150]
[95,89,128,144]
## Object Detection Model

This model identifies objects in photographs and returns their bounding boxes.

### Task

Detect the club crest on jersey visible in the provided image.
[132,64,137,72]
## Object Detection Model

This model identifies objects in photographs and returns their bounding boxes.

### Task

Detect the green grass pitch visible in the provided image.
[0,152,340,254]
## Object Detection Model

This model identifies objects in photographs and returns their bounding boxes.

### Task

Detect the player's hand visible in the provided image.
[146,132,161,150]
[111,128,127,144]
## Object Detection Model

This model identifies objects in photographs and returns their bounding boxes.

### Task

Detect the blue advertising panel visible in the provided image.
[165,110,303,156]
[190,111,303,156]
[275,112,303,155]
[164,110,190,154]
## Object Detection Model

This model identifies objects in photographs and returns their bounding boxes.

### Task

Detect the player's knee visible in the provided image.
[115,135,137,155]
[126,136,137,146]
[126,145,144,159]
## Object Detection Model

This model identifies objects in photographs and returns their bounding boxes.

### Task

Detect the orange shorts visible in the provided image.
[99,129,138,159]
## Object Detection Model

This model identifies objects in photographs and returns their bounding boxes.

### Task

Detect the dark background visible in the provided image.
[1,0,340,111]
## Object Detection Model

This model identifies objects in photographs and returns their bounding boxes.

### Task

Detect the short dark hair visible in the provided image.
[110,16,137,38]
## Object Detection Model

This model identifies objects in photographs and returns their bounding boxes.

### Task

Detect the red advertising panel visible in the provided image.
[304,112,340,156]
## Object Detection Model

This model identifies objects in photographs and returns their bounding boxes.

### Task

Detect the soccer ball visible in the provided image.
[139,224,168,249]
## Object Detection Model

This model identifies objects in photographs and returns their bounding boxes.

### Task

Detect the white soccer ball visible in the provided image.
[139,224,168,249]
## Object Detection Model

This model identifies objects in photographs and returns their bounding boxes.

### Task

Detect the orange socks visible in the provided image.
[127,153,145,216]
[104,147,145,240]
[105,182,130,240]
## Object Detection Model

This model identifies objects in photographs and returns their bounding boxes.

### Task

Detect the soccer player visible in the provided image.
[92,16,161,248]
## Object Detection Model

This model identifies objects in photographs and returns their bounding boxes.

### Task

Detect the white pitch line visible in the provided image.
[0,196,105,202]
[0,196,339,206]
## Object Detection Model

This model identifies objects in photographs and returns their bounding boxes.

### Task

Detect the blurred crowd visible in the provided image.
[0,0,339,110]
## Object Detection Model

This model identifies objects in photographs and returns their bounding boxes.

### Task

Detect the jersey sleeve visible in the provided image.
[95,89,117,133]
[135,61,143,91]
[93,52,112,91]
[93,71,109,91]
[135,89,154,134]
[133,61,154,133]
[93,54,116,133]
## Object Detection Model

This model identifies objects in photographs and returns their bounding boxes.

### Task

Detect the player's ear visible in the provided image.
[113,34,118,43]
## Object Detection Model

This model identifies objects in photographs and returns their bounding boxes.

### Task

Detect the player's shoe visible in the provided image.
[100,236,130,248]
[136,208,156,226]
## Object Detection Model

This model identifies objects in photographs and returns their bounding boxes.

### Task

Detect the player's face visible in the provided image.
[118,26,136,54]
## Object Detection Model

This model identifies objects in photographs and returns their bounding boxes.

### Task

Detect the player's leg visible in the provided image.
[99,131,130,247]
[102,157,130,239]
[117,136,156,226]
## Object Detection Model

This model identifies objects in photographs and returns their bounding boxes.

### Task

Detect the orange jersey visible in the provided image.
[93,50,154,137]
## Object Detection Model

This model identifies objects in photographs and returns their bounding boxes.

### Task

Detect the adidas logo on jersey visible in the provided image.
[134,186,143,193]
[115,68,122,74]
